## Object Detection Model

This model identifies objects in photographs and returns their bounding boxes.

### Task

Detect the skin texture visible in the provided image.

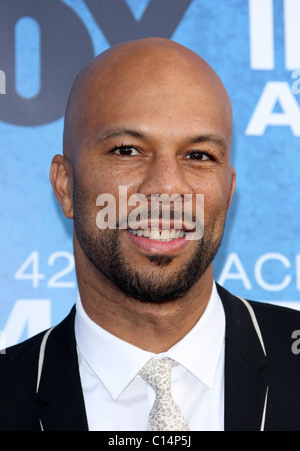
[50,38,236,353]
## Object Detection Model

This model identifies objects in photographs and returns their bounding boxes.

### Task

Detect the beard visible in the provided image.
[73,177,226,304]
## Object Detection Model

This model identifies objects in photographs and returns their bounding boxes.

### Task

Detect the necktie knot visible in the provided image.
[139,358,177,396]
[139,358,190,431]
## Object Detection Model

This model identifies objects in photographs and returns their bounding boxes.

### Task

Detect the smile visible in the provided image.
[128,229,187,241]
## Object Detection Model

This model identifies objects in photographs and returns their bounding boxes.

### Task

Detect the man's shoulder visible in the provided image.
[0,307,76,380]
[0,327,57,421]
[0,329,46,373]
[0,308,76,430]
[247,299,300,352]
[247,297,300,331]
[0,329,49,430]
[217,283,300,326]
[217,284,300,357]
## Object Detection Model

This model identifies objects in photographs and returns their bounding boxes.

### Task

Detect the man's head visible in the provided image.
[51,37,235,304]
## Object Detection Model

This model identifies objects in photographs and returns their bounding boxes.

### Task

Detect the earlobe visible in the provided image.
[50,155,74,219]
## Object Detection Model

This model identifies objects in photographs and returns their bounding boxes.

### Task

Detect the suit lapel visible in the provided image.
[36,308,89,431]
[217,285,269,431]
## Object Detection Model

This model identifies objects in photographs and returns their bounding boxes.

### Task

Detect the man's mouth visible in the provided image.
[128,229,187,241]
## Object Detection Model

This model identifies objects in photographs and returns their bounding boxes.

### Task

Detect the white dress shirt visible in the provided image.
[74,282,225,431]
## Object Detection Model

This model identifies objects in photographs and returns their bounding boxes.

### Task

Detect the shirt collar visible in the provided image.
[75,282,225,400]
[166,282,225,388]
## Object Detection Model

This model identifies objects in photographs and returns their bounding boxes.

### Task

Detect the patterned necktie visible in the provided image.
[139,358,190,431]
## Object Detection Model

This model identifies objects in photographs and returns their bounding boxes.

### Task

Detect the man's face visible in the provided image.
[70,53,235,304]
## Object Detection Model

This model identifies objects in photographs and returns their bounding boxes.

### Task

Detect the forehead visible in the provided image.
[67,45,232,152]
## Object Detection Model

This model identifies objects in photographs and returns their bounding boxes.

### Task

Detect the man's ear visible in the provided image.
[50,155,74,219]
[228,167,236,210]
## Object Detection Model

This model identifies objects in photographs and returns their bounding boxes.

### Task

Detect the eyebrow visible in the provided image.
[96,127,228,152]
[187,134,227,149]
[96,128,144,143]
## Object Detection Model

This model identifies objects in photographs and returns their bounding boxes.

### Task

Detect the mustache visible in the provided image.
[95,189,205,238]
[117,207,199,230]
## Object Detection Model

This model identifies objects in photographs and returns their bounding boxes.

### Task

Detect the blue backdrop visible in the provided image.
[1,0,300,348]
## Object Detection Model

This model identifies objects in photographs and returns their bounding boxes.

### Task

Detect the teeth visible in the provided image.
[170,229,176,239]
[150,229,161,240]
[160,230,170,240]
[128,229,186,241]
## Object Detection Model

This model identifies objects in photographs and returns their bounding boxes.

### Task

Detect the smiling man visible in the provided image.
[1,38,300,432]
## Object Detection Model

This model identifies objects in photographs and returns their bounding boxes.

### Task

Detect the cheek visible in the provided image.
[76,167,119,208]
[80,156,143,199]
[196,179,231,225]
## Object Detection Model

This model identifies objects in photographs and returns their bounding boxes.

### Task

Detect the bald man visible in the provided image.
[1,38,300,432]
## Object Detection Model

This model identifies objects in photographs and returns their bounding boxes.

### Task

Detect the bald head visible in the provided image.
[63,38,232,160]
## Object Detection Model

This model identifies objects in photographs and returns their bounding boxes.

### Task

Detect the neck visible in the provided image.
[74,239,214,353]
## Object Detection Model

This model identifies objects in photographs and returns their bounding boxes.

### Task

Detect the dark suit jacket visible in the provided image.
[1,284,300,431]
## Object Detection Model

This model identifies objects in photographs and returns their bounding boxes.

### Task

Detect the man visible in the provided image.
[1,37,300,432]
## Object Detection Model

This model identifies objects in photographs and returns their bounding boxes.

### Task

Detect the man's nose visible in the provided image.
[137,154,192,198]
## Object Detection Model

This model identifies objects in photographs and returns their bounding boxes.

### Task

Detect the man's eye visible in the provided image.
[186,151,212,161]
[112,146,140,156]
